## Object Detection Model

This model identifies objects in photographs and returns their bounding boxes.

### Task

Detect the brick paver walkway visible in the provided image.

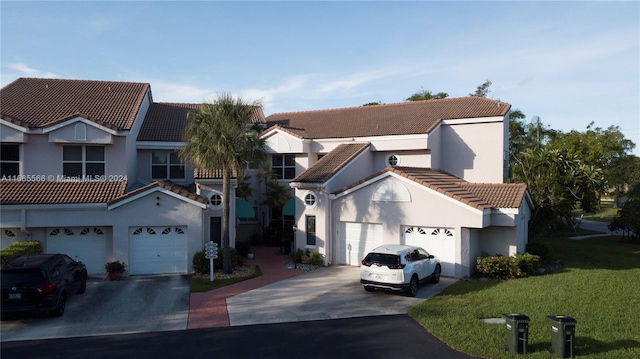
[187,246,304,329]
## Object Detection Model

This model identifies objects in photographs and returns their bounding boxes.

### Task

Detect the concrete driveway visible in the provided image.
[227,265,455,326]
[0,275,190,342]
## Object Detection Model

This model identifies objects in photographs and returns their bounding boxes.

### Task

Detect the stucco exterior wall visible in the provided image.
[440,119,506,183]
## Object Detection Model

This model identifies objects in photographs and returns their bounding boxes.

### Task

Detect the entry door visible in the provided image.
[210,217,222,246]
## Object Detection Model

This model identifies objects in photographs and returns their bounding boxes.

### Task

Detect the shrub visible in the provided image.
[526,241,550,260]
[476,252,540,279]
[192,248,242,275]
[303,250,323,266]
[0,241,42,264]
[291,248,304,263]
[105,260,126,273]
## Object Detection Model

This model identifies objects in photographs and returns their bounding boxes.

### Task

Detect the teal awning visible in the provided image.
[283,197,295,217]
[235,197,255,219]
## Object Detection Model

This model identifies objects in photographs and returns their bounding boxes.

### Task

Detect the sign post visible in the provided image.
[205,241,218,282]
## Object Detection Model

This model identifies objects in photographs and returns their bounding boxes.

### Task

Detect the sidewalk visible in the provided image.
[187,246,304,329]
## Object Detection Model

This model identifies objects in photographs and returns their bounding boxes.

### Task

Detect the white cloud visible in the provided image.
[6,62,59,78]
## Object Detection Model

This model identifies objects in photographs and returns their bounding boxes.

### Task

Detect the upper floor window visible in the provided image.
[152,151,185,180]
[1,144,20,177]
[63,145,104,177]
[272,154,295,180]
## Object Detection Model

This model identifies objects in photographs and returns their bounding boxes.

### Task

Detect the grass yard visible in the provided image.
[190,265,262,292]
[408,232,640,358]
[573,201,619,223]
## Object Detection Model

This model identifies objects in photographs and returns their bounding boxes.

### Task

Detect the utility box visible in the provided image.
[547,315,577,358]
[503,313,530,355]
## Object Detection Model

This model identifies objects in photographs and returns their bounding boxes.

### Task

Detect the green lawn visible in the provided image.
[573,201,619,223]
[190,265,262,292]
[408,232,640,358]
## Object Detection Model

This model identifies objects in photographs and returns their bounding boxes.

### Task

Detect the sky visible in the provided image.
[1,1,639,156]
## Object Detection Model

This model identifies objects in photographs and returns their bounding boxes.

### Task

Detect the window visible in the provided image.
[272,154,295,179]
[208,193,222,207]
[306,215,316,246]
[1,144,20,176]
[386,154,400,166]
[152,151,185,180]
[304,192,317,208]
[63,146,105,177]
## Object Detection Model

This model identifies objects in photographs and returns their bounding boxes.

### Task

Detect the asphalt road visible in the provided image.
[1,315,479,359]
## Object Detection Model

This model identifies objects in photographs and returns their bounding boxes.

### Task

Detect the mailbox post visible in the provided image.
[205,241,218,282]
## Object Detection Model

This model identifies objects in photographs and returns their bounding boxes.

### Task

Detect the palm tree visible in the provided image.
[179,94,265,273]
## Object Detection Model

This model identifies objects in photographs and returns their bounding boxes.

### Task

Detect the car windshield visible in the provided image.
[363,253,399,267]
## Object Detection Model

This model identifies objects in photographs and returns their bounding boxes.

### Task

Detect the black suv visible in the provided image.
[1,254,87,318]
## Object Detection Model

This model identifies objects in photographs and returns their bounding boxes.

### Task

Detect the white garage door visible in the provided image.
[1,228,19,249]
[47,227,107,274]
[403,226,456,277]
[129,227,187,275]
[339,222,383,266]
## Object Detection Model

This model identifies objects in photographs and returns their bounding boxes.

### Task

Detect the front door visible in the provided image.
[210,217,222,246]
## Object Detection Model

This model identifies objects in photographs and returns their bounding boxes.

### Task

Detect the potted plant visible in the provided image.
[105,260,126,281]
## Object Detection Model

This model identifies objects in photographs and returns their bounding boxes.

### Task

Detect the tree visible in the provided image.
[609,182,640,239]
[362,101,382,106]
[509,115,558,164]
[470,80,492,97]
[510,147,604,233]
[607,155,640,197]
[179,94,265,273]
[546,123,636,196]
[405,88,449,101]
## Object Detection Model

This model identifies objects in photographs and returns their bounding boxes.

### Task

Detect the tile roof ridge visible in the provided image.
[266,96,510,117]
[14,77,151,86]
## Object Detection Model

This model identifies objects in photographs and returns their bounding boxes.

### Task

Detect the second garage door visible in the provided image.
[339,222,383,266]
[129,226,187,275]
[403,226,456,277]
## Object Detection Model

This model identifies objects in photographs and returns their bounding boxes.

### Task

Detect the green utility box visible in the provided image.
[503,313,530,355]
[547,315,577,358]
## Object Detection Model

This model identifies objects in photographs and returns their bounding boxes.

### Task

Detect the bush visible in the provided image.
[476,252,540,279]
[526,241,550,260]
[303,250,323,266]
[192,247,242,275]
[0,241,42,264]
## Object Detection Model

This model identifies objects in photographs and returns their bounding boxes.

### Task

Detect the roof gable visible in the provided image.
[265,97,510,139]
[107,180,207,208]
[333,166,527,210]
[0,78,150,130]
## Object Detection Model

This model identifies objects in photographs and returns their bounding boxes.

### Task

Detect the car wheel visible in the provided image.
[77,274,87,294]
[50,292,67,317]
[364,286,375,292]
[431,264,441,284]
[406,275,418,297]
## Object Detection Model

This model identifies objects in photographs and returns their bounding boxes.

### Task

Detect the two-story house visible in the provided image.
[1,78,532,279]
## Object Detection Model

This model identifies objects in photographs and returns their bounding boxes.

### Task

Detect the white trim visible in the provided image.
[442,116,504,125]
[1,119,29,133]
[42,116,122,136]
[303,191,318,209]
[137,141,185,150]
[107,187,207,210]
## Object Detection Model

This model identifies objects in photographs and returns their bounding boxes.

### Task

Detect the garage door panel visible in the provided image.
[339,222,383,266]
[47,227,106,274]
[129,227,187,275]
[403,226,455,277]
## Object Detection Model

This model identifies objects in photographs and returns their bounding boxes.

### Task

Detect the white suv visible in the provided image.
[360,245,441,297]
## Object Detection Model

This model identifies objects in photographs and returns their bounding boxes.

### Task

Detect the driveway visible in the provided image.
[0,275,190,342]
[227,265,456,326]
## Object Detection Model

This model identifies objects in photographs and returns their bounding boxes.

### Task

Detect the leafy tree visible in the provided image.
[607,155,640,197]
[546,123,635,196]
[362,101,382,106]
[235,173,254,200]
[470,79,492,97]
[179,94,266,273]
[509,115,558,164]
[510,147,604,233]
[405,88,449,101]
[609,182,640,239]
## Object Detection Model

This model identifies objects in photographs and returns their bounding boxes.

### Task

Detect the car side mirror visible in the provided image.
[428,255,434,259]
